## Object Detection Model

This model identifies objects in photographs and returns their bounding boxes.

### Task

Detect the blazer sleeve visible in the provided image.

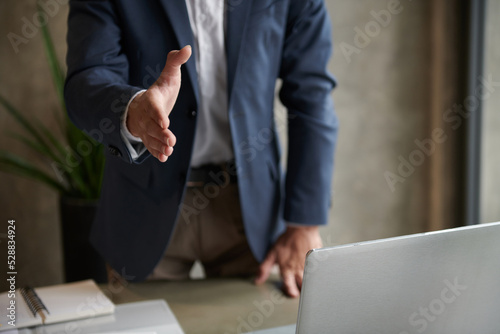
[64,0,148,164]
[279,0,339,225]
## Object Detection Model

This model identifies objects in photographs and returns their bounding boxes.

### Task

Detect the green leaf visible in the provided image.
[31,117,67,160]
[0,151,68,194]
[5,119,93,199]
[0,94,60,163]
[9,133,65,166]
[64,119,102,195]
[29,119,96,198]
[0,6,105,200]
[38,1,65,110]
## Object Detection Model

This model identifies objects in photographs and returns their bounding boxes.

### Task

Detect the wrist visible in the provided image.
[126,90,146,137]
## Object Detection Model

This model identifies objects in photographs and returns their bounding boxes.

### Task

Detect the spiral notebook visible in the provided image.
[0,279,114,331]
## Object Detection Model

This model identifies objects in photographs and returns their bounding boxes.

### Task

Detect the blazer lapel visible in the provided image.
[158,0,199,103]
[226,0,254,103]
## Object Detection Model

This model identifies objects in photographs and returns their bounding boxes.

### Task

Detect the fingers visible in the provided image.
[126,46,190,163]
[143,133,174,159]
[128,114,175,163]
[295,271,303,290]
[255,250,277,285]
[282,270,300,298]
[156,45,192,89]
[138,115,176,145]
[254,243,302,298]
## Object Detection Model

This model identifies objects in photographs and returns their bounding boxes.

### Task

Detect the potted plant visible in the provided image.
[0,4,107,283]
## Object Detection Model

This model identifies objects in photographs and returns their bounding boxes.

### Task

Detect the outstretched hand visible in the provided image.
[255,226,323,298]
[126,45,192,162]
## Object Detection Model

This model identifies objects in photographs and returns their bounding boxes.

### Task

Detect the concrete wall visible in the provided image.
[1,0,436,290]
[0,1,68,291]
[481,0,500,224]
[323,0,432,246]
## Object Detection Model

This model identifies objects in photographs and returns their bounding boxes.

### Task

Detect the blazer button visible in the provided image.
[188,110,197,119]
[107,145,122,157]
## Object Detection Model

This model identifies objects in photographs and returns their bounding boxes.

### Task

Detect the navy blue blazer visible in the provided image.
[64,0,338,281]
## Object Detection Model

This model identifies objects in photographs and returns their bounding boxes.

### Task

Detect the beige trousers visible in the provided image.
[146,183,259,280]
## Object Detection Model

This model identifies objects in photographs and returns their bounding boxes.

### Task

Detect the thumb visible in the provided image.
[255,250,277,285]
[156,45,192,88]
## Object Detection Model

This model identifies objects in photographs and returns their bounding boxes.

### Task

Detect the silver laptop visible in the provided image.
[253,221,500,334]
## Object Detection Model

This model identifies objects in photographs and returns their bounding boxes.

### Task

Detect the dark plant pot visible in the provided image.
[59,197,107,283]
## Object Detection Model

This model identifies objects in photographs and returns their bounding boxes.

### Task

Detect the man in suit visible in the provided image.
[65,0,338,298]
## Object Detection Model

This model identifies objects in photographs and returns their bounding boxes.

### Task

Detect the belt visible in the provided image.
[187,161,237,188]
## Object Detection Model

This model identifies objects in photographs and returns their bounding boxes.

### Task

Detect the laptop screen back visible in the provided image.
[297,222,500,334]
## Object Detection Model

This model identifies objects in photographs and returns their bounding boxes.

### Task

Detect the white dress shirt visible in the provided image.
[120,0,233,167]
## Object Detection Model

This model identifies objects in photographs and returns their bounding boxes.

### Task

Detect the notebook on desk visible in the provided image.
[253,221,500,334]
[0,280,114,330]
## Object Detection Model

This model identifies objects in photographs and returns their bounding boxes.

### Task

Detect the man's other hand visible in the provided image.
[255,225,323,298]
[126,45,191,162]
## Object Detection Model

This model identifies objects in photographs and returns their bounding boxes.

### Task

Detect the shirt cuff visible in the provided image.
[120,89,148,161]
